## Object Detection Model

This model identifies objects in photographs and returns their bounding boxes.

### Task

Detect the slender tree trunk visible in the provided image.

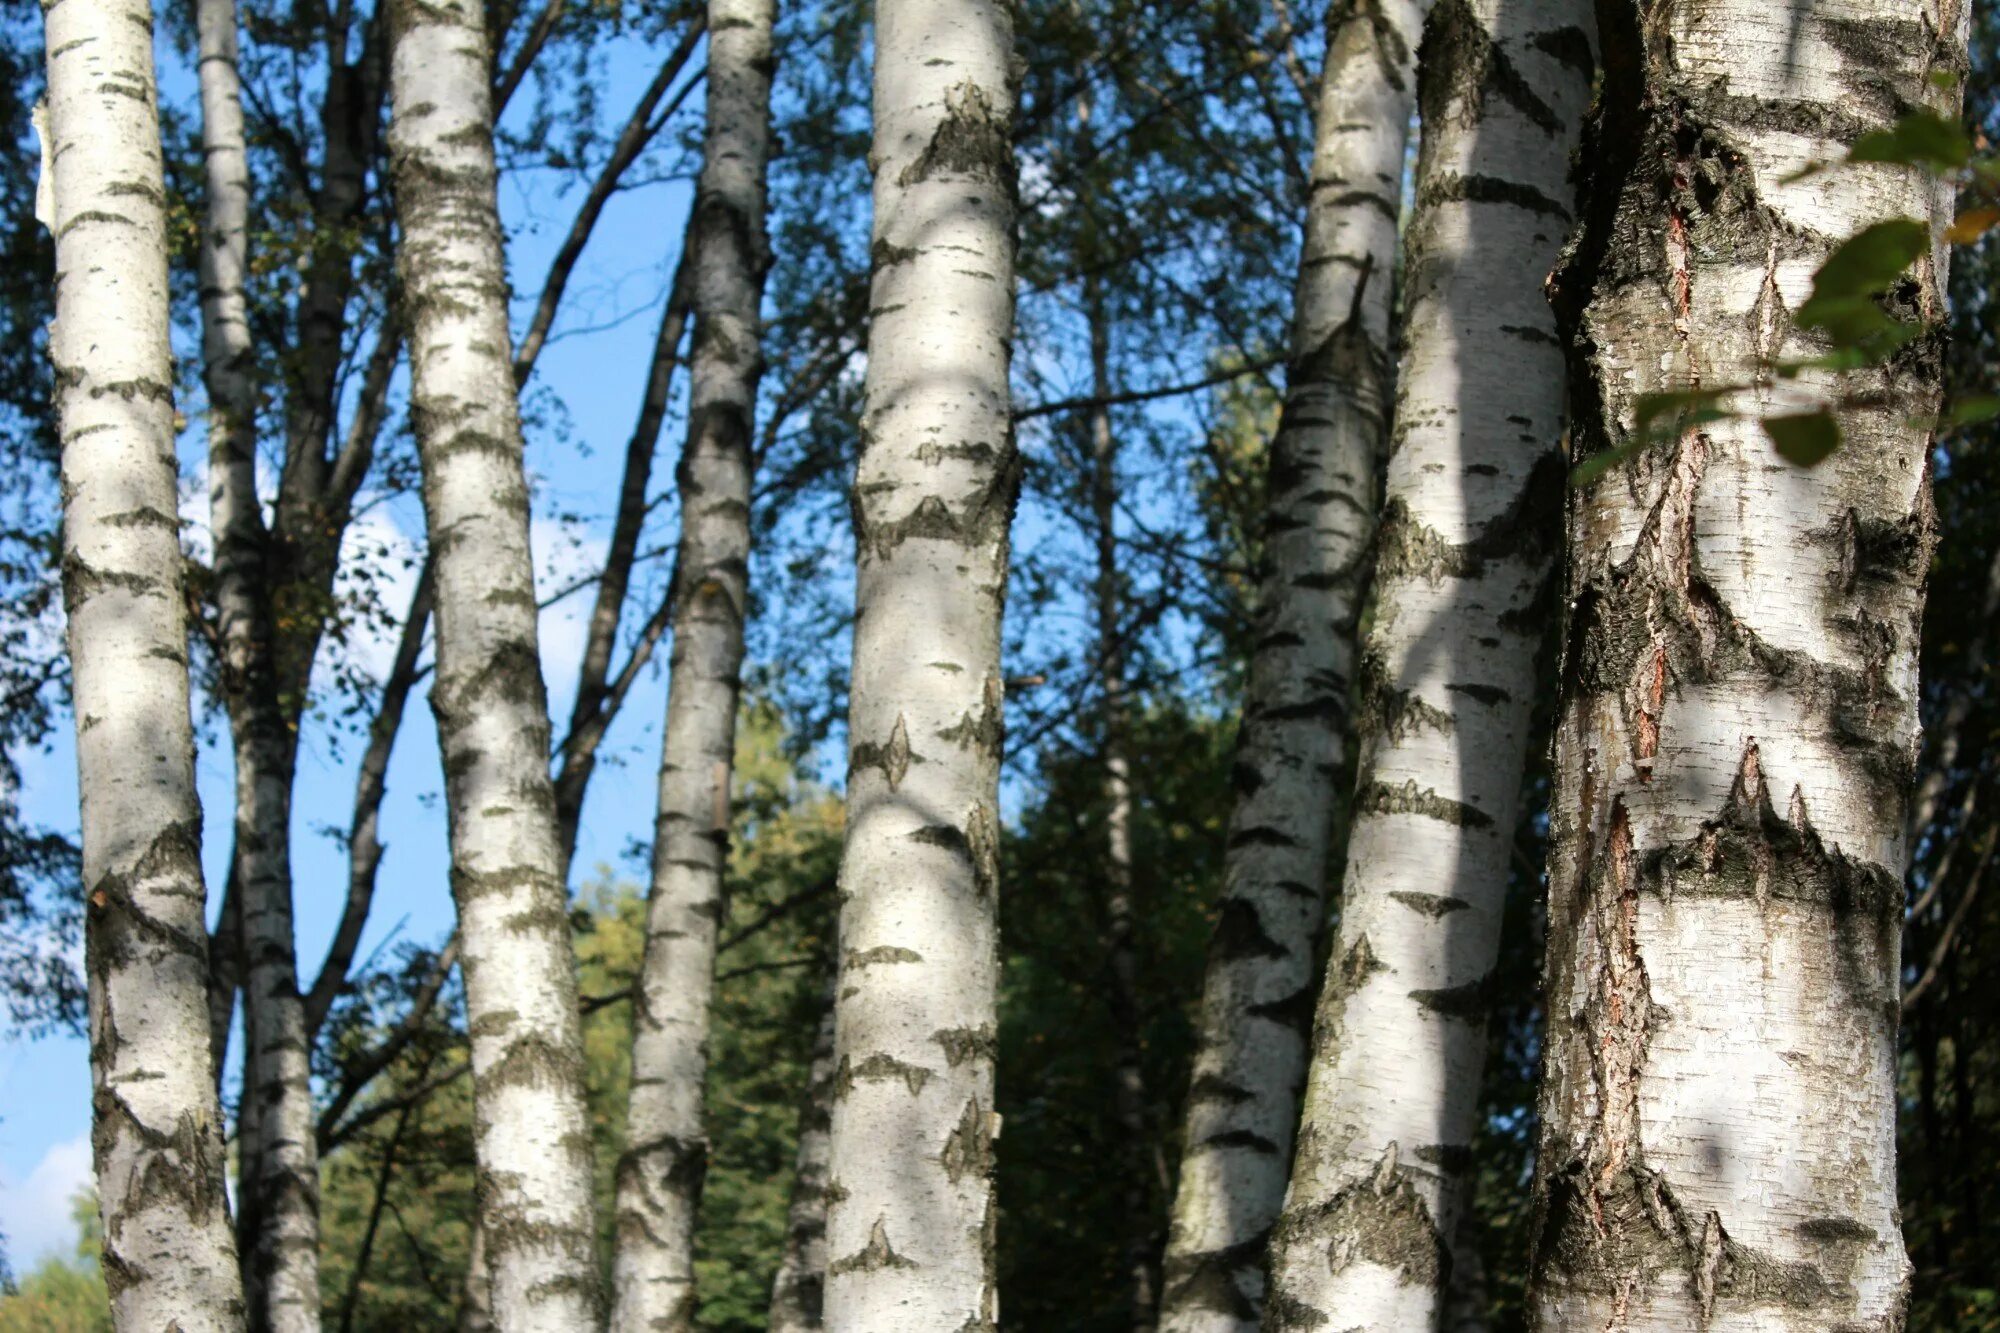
[385,0,602,1324]
[1263,3,1591,1328]
[1086,276,1157,1333]
[608,2,777,1327]
[1158,4,1430,1328]
[769,988,838,1333]
[1528,2,1964,1326]
[40,1,245,1323]
[195,0,322,1321]
[824,3,1018,1327]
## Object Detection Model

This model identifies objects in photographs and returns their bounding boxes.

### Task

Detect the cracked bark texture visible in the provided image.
[1159,4,1432,1329]
[1528,1,1965,1328]
[194,0,321,1321]
[40,0,246,1322]
[823,2,1017,1328]
[1263,2,1592,1329]
[609,1,776,1327]
[386,0,602,1325]
[769,988,838,1333]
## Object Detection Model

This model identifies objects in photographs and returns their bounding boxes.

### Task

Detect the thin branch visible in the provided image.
[1012,354,1284,422]
[492,0,564,116]
[315,936,460,1151]
[553,245,698,875]
[1904,827,1996,1011]
[512,20,707,385]
[717,877,836,955]
[305,561,437,1035]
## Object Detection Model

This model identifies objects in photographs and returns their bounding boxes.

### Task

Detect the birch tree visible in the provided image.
[609,0,777,1326]
[40,0,245,1322]
[385,0,601,1324]
[1529,1,1965,1326]
[823,1,1018,1327]
[1262,2,1592,1327]
[1159,4,1432,1327]
[194,0,321,1319]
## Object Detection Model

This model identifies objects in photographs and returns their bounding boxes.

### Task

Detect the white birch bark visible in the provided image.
[39,0,246,1323]
[609,1,776,1326]
[1528,1,1966,1327]
[194,0,322,1321]
[385,0,601,1325]
[1159,4,1431,1328]
[823,3,1018,1327]
[1263,3,1592,1328]
[769,992,838,1333]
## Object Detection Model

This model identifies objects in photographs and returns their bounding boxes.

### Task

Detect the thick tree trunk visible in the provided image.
[194,0,322,1322]
[608,1,776,1327]
[40,2,246,1324]
[1158,4,1430,1328]
[1263,3,1591,1328]
[823,3,1018,1328]
[1528,2,1965,1327]
[769,991,837,1333]
[385,0,602,1325]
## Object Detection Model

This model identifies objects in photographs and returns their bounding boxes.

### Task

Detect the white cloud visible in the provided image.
[531,515,612,722]
[0,1133,90,1270]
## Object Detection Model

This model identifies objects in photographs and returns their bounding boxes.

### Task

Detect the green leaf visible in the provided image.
[1808,219,1929,305]
[1632,388,1733,441]
[1570,439,1647,488]
[1793,294,1921,355]
[1847,110,1972,172]
[1764,411,1842,466]
[1944,396,2000,428]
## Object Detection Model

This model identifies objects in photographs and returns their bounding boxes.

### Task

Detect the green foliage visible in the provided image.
[997,700,1235,1331]
[0,1193,110,1333]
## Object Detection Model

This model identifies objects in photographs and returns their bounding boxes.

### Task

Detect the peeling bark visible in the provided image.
[385,0,602,1323]
[1265,2,1593,1328]
[40,0,246,1322]
[608,1,777,1327]
[824,4,1018,1328]
[1528,2,1965,1327]
[1159,5,1433,1329]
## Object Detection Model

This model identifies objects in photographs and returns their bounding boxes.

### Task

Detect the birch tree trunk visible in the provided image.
[385,0,602,1325]
[1528,1,1965,1327]
[40,1,246,1324]
[1263,3,1592,1328]
[194,0,322,1321]
[1159,4,1430,1328]
[769,992,838,1333]
[609,1,776,1326]
[823,2,1018,1327]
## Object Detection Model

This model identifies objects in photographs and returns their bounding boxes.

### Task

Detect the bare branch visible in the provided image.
[512,19,707,385]
[305,560,437,1035]
[1012,354,1284,422]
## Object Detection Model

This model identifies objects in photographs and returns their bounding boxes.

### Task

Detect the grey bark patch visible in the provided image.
[1273,1145,1449,1289]
[845,944,923,968]
[1388,890,1472,919]
[1160,1230,1268,1320]
[836,1052,933,1097]
[1248,982,1317,1035]
[1358,778,1494,828]
[1207,897,1290,961]
[931,1025,996,1067]
[1408,974,1493,1020]
[938,1098,993,1183]
[897,81,1014,190]
[1186,1074,1255,1106]
[828,1218,918,1275]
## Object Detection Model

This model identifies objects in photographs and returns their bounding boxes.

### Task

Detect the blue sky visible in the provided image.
[0,30,704,1267]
